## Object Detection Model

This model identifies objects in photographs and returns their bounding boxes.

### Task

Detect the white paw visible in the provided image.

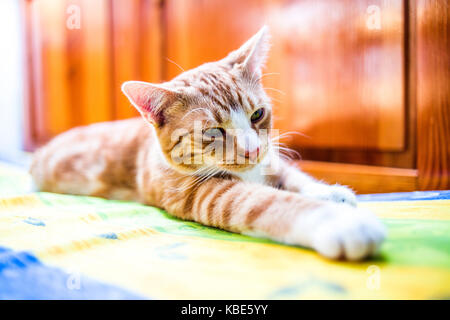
[302,183,357,207]
[309,205,386,261]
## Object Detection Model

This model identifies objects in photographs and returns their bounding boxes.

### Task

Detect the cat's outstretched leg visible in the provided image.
[270,159,357,207]
[161,177,385,261]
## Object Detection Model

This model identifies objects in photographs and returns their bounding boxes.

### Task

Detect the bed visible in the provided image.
[0,161,449,299]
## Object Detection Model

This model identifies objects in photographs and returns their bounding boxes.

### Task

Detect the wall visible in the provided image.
[0,0,25,164]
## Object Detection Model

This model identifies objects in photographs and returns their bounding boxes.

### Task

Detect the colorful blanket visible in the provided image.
[0,162,449,299]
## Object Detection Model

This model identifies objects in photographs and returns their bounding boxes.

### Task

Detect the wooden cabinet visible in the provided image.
[23,0,449,193]
[416,0,449,190]
[166,0,405,151]
[23,0,163,148]
[162,0,448,193]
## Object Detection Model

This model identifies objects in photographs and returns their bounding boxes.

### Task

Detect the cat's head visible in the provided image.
[122,26,273,176]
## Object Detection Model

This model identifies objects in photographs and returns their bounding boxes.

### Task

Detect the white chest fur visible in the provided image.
[234,164,266,185]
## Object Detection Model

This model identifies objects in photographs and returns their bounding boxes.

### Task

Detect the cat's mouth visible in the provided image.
[220,163,258,171]
[215,148,268,172]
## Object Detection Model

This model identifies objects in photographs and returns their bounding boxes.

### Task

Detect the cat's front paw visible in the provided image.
[310,205,386,261]
[302,183,357,207]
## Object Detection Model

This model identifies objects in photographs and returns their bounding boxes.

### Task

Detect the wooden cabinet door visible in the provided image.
[416,0,450,190]
[23,0,162,149]
[164,0,406,152]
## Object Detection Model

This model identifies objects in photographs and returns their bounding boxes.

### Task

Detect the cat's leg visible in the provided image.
[271,159,357,207]
[161,177,385,261]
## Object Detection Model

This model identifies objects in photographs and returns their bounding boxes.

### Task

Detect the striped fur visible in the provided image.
[30,27,385,260]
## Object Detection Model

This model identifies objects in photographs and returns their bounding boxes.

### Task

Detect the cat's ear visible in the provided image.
[122,81,178,127]
[226,25,270,78]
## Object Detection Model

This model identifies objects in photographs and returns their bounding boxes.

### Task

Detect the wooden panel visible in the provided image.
[34,0,72,139]
[63,0,113,127]
[294,0,416,169]
[139,0,164,84]
[76,0,113,124]
[24,0,112,147]
[164,0,405,151]
[23,0,163,149]
[110,0,163,119]
[278,0,405,151]
[64,0,84,127]
[416,0,450,190]
[164,0,269,79]
[297,160,417,194]
[23,0,45,149]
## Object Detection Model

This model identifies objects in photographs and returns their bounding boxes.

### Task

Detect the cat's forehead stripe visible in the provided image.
[173,63,263,121]
[197,71,252,113]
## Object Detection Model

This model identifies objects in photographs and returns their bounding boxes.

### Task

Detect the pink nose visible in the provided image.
[244,147,260,160]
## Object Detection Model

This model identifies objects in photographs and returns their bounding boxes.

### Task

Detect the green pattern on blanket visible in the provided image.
[36,192,275,244]
[32,192,450,269]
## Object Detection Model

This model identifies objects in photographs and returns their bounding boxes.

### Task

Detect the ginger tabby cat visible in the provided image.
[31,26,385,261]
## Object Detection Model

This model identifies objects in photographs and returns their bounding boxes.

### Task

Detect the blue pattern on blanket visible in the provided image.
[0,246,144,299]
[357,190,450,202]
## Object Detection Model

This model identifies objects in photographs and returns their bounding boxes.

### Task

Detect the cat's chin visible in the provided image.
[164,161,259,176]
[217,163,260,173]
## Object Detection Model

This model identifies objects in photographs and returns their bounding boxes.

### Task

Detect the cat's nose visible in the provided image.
[236,129,260,161]
[244,147,260,161]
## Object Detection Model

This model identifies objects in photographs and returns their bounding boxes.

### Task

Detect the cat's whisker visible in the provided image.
[263,87,286,96]
[266,95,282,103]
[274,146,300,158]
[173,174,205,192]
[271,142,302,160]
[248,69,261,86]
[165,57,185,73]
[271,131,310,141]
[260,72,280,79]
[167,165,208,187]
[173,166,221,192]
[272,149,301,162]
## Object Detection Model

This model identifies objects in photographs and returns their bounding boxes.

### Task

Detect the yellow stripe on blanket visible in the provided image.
[361,201,450,220]
[0,194,42,210]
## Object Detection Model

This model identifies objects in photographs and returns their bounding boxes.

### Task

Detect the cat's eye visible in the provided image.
[250,108,265,123]
[203,127,225,140]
